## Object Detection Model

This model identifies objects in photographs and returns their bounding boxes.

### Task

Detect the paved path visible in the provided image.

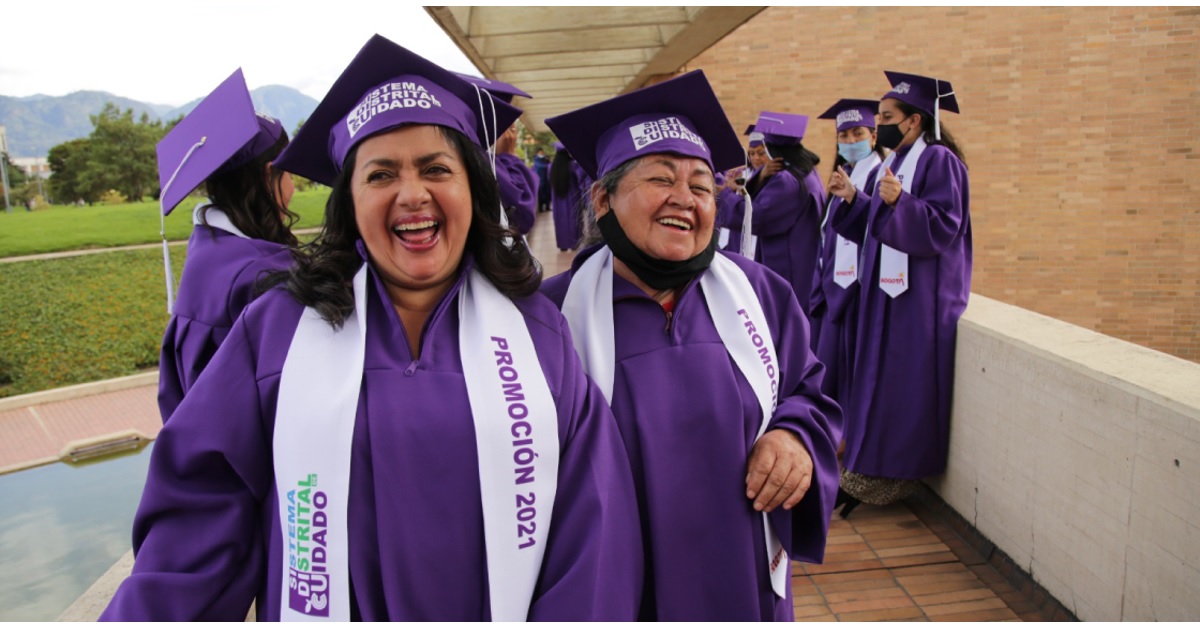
[0,227,320,264]
[4,211,1066,621]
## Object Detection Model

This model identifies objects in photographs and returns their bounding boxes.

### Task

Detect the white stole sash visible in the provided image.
[876,138,927,298]
[717,227,731,250]
[561,247,788,599]
[274,265,559,621]
[193,203,250,239]
[458,268,560,621]
[829,153,881,289]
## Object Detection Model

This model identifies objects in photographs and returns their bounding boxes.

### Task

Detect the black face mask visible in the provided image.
[597,208,717,291]
[876,123,906,150]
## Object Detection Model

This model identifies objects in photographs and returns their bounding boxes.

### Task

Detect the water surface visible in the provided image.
[0,445,151,621]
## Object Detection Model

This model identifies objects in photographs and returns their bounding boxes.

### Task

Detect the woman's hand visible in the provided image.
[745,428,813,513]
[828,166,857,203]
[878,166,902,206]
[760,157,785,180]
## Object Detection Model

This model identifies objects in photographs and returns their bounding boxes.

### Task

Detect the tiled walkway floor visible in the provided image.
[794,503,1053,621]
[7,210,1065,621]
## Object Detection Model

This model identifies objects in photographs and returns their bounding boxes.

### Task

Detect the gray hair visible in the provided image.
[578,157,643,248]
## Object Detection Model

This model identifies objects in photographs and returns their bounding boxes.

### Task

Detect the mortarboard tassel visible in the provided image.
[159,137,207,314]
[934,80,955,142]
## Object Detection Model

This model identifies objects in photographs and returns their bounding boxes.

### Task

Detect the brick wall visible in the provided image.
[686,7,1200,362]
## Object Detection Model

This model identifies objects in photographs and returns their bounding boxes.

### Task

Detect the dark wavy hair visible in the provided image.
[548,149,576,198]
[200,131,298,246]
[262,126,541,328]
[894,101,967,167]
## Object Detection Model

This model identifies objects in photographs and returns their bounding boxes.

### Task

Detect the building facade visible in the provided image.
[687,6,1199,362]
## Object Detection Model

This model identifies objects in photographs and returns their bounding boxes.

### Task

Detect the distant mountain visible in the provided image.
[163,85,317,138]
[0,86,317,158]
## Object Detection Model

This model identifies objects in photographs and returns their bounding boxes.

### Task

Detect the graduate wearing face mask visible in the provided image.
[808,100,884,439]
[826,72,971,517]
[720,112,827,339]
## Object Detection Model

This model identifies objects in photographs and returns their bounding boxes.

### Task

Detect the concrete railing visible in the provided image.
[928,294,1200,621]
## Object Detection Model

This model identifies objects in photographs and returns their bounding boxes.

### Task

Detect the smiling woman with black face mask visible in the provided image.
[825,71,971,517]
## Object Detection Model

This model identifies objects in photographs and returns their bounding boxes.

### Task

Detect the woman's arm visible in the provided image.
[870,147,970,258]
[101,318,274,621]
[742,266,842,564]
[527,312,643,621]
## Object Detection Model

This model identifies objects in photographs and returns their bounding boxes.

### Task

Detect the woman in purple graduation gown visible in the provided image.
[548,144,589,251]
[155,69,299,423]
[543,70,841,621]
[719,112,827,328]
[809,99,885,465]
[101,35,641,622]
[827,72,971,515]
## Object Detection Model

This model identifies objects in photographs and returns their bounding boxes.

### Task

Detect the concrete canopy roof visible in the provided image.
[426,6,765,133]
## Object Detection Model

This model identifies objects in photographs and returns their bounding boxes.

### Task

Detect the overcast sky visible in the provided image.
[0,1,477,106]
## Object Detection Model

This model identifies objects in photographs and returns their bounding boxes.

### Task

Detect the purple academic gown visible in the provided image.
[723,168,827,326]
[550,161,590,251]
[809,162,873,405]
[831,143,971,479]
[102,259,643,621]
[157,222,292,422]
[496,152,538,235]
[542,247,842,621]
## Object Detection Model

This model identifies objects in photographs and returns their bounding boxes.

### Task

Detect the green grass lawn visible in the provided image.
[0,247,185,397]
[0,188,330,398]
[0,188,329,258]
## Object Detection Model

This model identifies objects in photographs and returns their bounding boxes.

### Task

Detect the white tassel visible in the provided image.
[472,84,514,245]
[162,236,175,314]
[740,168,754,257]
[935,81,955,142]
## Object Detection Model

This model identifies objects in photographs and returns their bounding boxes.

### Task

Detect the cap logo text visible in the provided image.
[629,116,707,153]
[346,82,443,139]
[894,82,911,94]
[836,110,864,125]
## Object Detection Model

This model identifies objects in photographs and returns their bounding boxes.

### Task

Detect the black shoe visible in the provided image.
[835,488,861,518]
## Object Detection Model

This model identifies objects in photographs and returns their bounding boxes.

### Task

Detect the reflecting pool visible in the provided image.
[0,445,151,621]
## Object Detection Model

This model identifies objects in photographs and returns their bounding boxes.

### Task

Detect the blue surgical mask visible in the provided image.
[837,139,874,164]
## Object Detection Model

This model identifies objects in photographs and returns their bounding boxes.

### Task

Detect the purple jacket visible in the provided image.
[542,247,842,621]
[104,259,643,621]
[157,221,292,422]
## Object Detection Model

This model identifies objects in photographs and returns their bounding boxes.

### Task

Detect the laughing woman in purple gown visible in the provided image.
[827,72,971,514]
[100,35,641,622]
[543,71,841,621]
[154,69,299,423]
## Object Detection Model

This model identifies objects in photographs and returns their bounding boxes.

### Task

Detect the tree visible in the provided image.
[48,138,99,203]
[80,103,164,202]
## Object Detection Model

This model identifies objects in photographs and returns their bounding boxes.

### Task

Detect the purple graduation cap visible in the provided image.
[544,70,743,180]
[743,124,763,148]
[453,72,532,104]
[753,111,809,146]
[881,71,959,139]
[273,34,522,186]
[156,68,284,216]
[154,68,285,314]
[817,99,879,132]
